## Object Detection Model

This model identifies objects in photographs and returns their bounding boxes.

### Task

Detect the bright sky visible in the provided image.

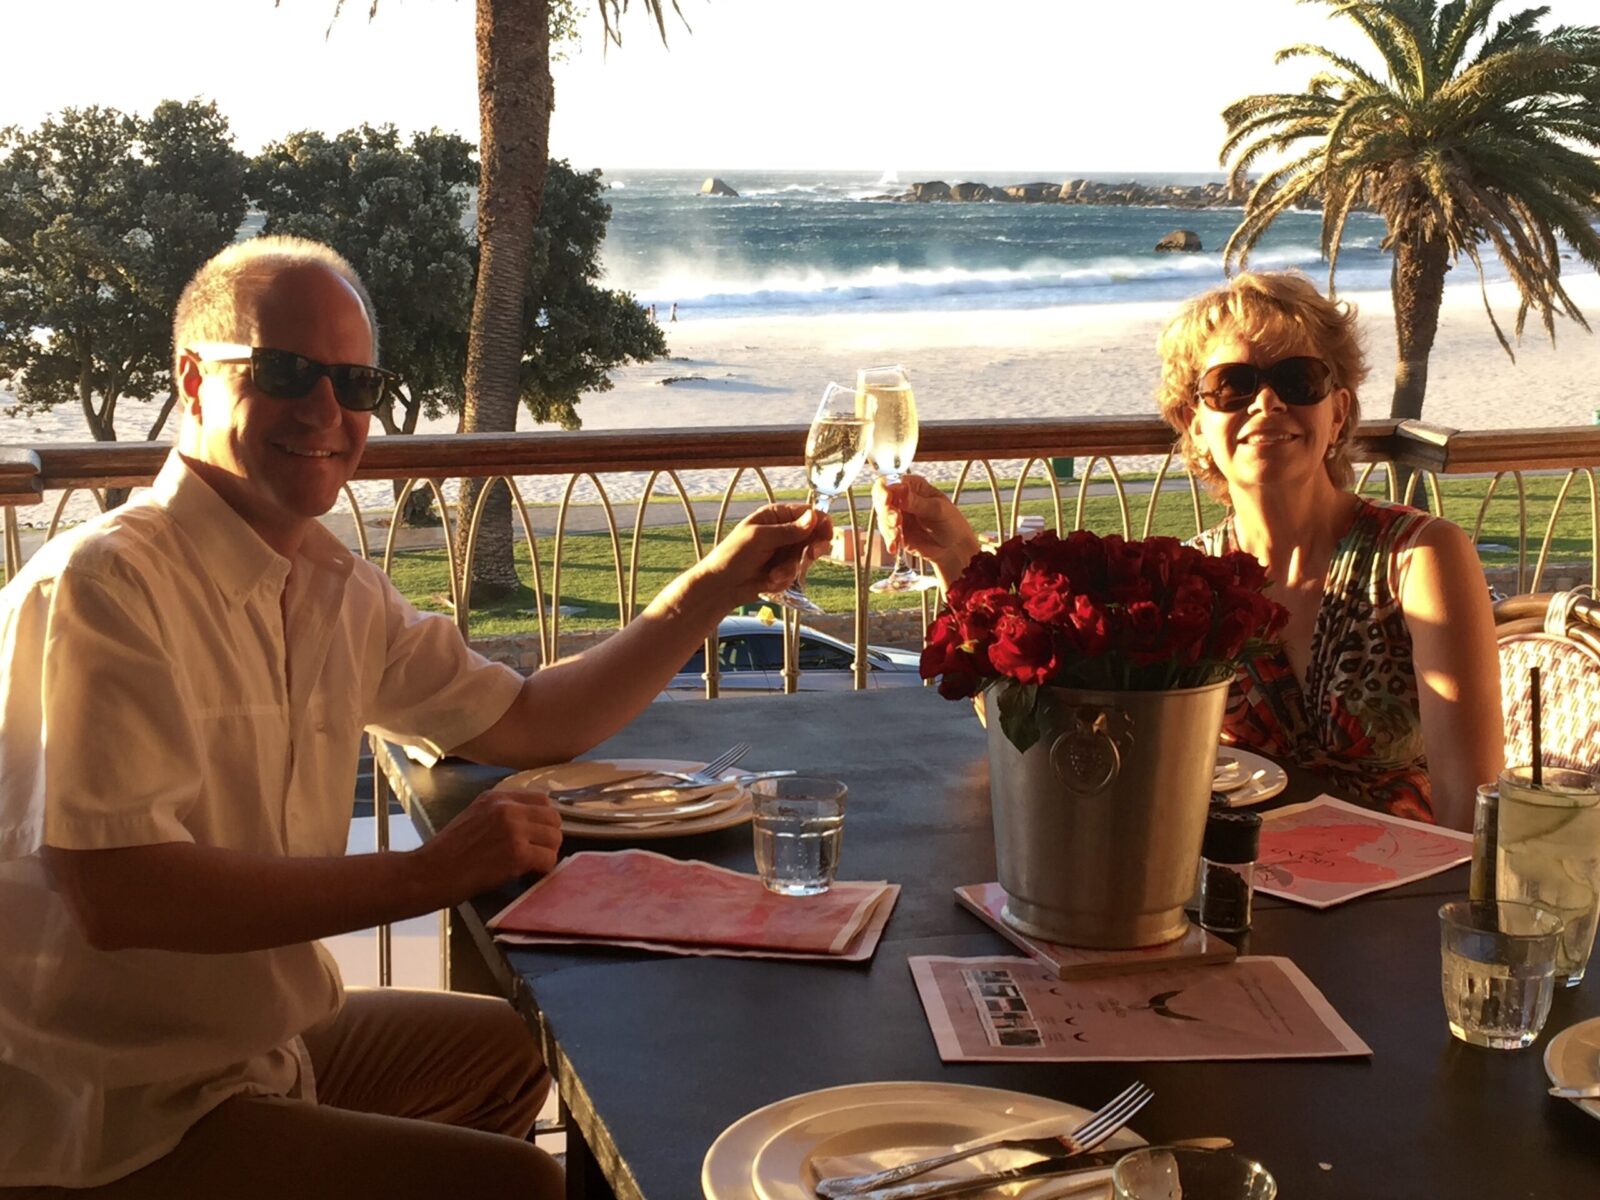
[3,0,1598,172]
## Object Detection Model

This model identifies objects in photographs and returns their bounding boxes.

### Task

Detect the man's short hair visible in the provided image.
[172,236,381,379]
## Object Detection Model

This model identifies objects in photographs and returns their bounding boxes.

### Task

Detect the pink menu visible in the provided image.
[488,848,890,954]
[1253,795,1473,908]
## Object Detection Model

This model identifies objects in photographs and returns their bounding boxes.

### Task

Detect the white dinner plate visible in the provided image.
[1543,1015,1600,1123]
[703,1081,1144,1200]
[501,759,753,841]
[1214,747,1289,808]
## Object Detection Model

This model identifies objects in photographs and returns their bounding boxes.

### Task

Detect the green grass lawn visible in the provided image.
[383,470,1597,638]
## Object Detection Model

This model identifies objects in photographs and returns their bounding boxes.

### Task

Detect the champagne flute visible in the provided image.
[758,382,873,616]
[858,364,937,593]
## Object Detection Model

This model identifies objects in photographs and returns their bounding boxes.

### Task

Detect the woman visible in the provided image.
[878,271,1503,829]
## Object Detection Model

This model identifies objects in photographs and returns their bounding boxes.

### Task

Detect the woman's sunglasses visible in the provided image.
[189,344,401,413]
[1195,356,1333,413]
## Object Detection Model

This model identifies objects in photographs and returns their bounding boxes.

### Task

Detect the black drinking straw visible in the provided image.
[1531,666,1543,788]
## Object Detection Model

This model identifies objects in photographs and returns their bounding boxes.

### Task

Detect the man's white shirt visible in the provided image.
[0,453,523,1186]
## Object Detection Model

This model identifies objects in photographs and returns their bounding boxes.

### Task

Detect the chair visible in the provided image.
[1493,589,1600,775]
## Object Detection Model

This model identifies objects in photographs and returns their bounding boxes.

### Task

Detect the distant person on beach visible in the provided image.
[648,302,657,322]
[670,301,678,322]
[0,236,830,1198]
[876,271,1502,831]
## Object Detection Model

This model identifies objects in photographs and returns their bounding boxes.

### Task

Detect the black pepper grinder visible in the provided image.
[1198,809,1263,934]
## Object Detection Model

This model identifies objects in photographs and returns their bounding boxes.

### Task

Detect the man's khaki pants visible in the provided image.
[3,988,563,1199]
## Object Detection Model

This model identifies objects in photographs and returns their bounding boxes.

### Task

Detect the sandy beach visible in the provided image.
[7,273,1600,527]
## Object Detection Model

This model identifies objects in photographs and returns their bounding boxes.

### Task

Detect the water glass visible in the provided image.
[1112,1146,1277,1200]
[1438,900,1562,1050]
[751,776,847,896]
[1495,766,1600,985]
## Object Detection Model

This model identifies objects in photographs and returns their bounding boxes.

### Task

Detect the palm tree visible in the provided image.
[1221,0,1600,422]
[318,1,679,597]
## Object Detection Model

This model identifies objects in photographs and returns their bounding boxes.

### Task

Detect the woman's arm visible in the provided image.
[1399,519,1505,830]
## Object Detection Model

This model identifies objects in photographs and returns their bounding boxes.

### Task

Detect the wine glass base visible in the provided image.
[758,587,826,616]
[870,571,938,594]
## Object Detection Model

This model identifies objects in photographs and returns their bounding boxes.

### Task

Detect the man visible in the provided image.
[0,237,828,1197]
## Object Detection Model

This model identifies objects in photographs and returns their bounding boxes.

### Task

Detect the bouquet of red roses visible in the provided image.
[922,529,1289,751]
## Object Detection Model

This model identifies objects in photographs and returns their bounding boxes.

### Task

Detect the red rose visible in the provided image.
[1210,609,1254,661]
[994,535,1030,588]
[920,612,985,699]
[1058,530,1108,594]
[989,612,1059,686]
[1065,592,1112,657]
[1222,550,1269,592]
[1019,561,1074,625]
[1119,598,1169,665]
[1140,536,1183,592]
[1165,599,1212,664]
[945,551,1003,611]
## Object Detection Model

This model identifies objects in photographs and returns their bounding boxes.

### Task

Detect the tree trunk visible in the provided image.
[1389,228,1450,506]
[454,0,551,602]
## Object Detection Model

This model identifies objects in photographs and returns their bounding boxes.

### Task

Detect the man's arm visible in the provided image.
[44,784,561,953]
[455,503,829,768]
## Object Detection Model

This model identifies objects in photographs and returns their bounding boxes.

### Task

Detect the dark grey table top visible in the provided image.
[375,688,1600,1200]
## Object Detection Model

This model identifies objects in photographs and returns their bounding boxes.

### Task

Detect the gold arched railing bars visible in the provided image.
[1138,447,1210,541]
[627,471,705,625]
[1399,468,1445,520]
[45,487,108,541]
[456,476,551,655]
[3,508,20,585]
[1006,457,1065,539]
[949,459,1004,538]
[341,483,370,561]
[1529,467,1599,594]
[1470,471,1529,595]
[546,473,627,660]
[1071,455,1131,538]
[381,477,462,620]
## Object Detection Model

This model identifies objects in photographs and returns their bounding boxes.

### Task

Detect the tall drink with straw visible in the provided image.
[1495,666,1600,985]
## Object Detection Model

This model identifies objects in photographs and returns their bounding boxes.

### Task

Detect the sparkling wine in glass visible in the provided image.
[759,382,872,616]
[858,365,937,593]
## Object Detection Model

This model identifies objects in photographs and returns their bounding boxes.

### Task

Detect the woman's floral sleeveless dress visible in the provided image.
[1196,498,1437,823]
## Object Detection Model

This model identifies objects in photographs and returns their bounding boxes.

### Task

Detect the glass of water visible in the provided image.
[1495,766,1600,985]
[1112,1147,1277,1199]
[1438,900,1563,1050]
[751,776,847,896]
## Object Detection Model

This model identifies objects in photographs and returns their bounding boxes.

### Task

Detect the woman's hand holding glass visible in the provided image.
[759,382,871,615]
[872,474,982,592]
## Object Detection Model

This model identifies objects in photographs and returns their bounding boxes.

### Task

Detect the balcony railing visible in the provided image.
[4,417,1599,699]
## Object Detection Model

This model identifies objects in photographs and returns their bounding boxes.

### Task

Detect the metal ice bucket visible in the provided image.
[987,679,1229,948]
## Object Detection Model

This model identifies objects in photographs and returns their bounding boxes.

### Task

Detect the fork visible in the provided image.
[813,1081,1153,1198]
[546,742,750,803]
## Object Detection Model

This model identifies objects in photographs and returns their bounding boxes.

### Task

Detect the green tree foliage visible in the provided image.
[250,125,478,437]
[0,101,247,441]
[519,160,667,430]
[1221,0,1600,423]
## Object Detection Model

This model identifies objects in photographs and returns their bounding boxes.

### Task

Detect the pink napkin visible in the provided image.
[488,849,891,954]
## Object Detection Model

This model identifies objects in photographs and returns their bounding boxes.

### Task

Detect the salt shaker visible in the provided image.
[1198,809,1263,934]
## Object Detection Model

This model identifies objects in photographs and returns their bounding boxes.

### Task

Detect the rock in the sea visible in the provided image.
[699,177,738,197]
[1001,181,1057,202]
[910,180,952,202]
[951,181,994,202]
[1155,229,1203,252]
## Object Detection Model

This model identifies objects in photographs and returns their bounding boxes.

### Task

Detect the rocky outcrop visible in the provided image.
[699,177,738,197]
[1155,229,1203,252]
[879,177,1279,210]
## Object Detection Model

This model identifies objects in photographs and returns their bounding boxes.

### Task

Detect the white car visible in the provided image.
[661,616,924,697]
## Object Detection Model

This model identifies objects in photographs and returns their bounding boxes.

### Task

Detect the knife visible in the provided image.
[552,769,795,804]
[841,1138,1233,1200]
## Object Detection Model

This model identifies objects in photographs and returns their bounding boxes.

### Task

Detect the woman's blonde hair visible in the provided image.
[1155,270,1366,500]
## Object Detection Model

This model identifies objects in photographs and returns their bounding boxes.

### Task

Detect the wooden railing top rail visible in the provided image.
[2,417,1597,506]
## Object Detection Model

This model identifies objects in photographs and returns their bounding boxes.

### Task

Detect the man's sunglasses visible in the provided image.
[188,344,401,413]
[1195,356,1333,413]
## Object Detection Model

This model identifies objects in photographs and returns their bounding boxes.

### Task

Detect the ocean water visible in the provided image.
[595,168,1407,318]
